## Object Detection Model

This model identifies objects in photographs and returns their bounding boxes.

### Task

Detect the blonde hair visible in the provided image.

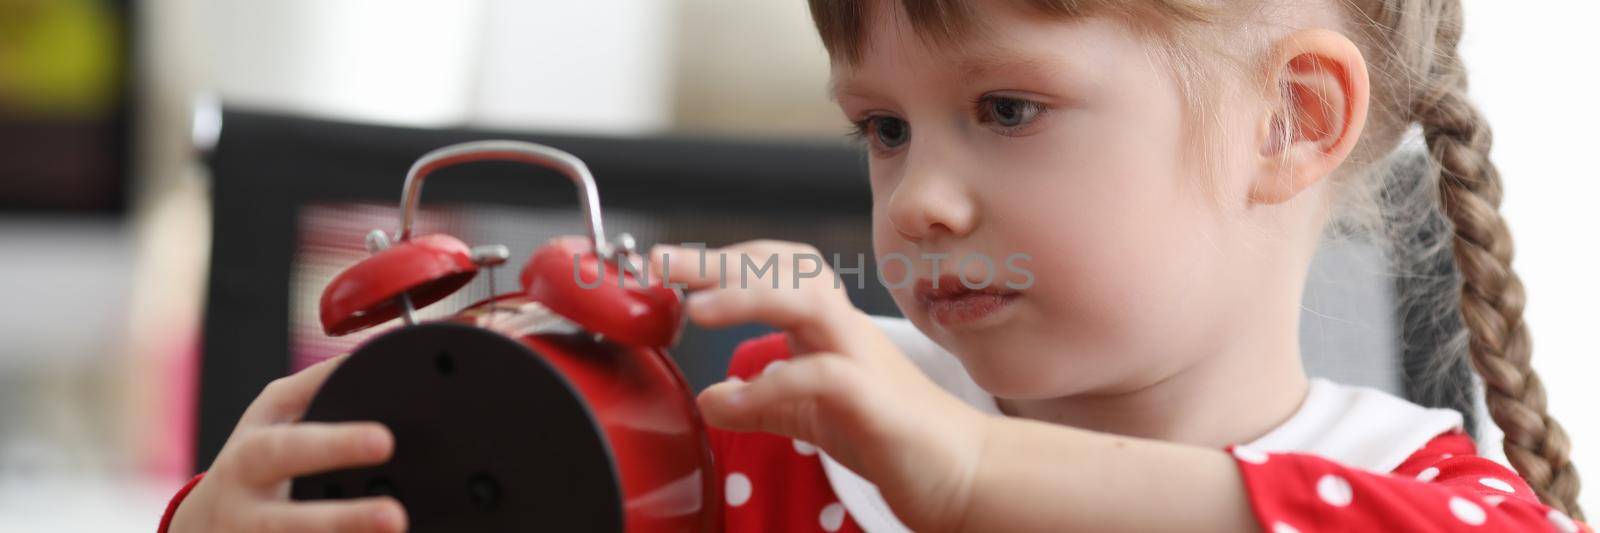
[807,0,1584,519]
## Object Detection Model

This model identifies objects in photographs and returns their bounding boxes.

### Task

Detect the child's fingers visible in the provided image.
[233,422,393,485]
[254,497,406,533]
[649,244,721,290]
[238,354,351,426]
[697,353,864,438]
[650,240,833,292]
[684,281,875,358]
[684,282,848,332]
[655,240,867,352]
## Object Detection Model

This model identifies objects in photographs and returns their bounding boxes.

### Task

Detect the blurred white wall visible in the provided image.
[206,0,680,133]
[208,0,484,126]
[472,0,678,132]
[672,0,841,135]
[1462,0,1600,514]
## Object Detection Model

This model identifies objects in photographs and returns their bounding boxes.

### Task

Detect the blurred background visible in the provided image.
[0,0,1593,530]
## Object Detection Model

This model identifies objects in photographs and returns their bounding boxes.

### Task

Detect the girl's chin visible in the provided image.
[953,353,1081,400]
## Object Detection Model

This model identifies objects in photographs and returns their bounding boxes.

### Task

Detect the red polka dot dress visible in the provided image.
[708,318,1593,533]
[712,332,866,533]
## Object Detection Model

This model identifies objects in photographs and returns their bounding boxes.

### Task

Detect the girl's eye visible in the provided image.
[848,115,910,153]
[871,116,910,149]
[978,96,1045,130]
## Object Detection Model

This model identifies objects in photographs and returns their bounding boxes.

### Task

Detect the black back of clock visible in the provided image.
[290,322,623,532]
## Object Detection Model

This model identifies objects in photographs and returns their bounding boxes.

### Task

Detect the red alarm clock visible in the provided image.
[292,140,718,533]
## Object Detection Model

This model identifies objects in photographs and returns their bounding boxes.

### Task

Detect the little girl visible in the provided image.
[162,0,1590,531]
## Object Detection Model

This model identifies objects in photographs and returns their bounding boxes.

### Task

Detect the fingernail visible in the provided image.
[373,503,405,530]
[365,428,390,457]
[650,244,682,260]
[761,359,788,378]
[687,290,716,310]
[722,376,747,405]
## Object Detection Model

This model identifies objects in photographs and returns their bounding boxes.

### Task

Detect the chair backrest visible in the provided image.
[197,108,1468,471]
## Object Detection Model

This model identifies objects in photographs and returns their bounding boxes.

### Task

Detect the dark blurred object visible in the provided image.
[196,107,887,472]
[0,0,133,214]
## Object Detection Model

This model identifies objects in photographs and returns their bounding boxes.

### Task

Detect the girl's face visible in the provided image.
[838,4,1276,400]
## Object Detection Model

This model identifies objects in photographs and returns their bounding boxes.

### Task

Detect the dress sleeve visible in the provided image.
[157,472,205,533]
[710,332,865,533]
[1228,431,1590,532]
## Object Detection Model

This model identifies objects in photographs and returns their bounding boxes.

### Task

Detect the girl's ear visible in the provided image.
[1250,28,1371,205]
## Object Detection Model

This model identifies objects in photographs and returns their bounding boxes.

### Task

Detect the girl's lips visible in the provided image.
[914,276,1020,327]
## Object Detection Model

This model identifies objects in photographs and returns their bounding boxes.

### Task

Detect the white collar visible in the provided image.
[819,316,1464,533]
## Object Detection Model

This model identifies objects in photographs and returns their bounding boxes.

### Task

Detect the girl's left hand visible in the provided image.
[651,240,988,532]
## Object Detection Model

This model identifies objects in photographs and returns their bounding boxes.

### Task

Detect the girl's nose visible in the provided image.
[886,158,978,242]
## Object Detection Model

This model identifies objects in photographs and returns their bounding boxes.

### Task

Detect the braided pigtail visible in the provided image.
[1411,0,1584,519]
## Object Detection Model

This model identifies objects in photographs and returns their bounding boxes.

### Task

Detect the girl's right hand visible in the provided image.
[167,355,408,533]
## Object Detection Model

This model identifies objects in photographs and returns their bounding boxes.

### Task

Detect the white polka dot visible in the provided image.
[1483,495,1506,507]
[819,502,847,531]
[724,473,752,507]
[1317,474,1353,507]
[1478,477,1516,493]
[1271,521,1301,533]
[1548,509,1580,533]
[1440,453,1454,459]
[1416,467,1440,482]
[1449,496,1486,526]
[1232,446,1268,465]
[793,439,817,456]
[762,359,789,377]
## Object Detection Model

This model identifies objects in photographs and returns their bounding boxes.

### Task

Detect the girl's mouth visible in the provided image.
[914,276,1021,327]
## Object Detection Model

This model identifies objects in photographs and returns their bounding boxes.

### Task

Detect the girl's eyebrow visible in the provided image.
[957,51,1066,84]
[826,49,1067,102]
[828,77,881,103]
[827,78,852,102]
